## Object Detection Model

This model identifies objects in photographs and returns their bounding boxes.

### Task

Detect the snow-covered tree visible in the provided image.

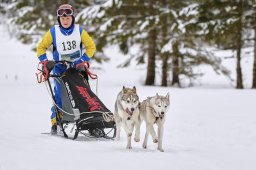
[77,0,232,87]
[198,0,256,89]
[244,0,256,89]
[3,0,91,46]
[3,0,250,88]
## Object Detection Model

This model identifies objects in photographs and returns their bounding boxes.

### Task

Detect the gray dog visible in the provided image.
[114,86,140,149]
[139,93,170,152]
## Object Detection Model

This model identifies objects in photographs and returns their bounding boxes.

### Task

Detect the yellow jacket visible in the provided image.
[37,25,96,61]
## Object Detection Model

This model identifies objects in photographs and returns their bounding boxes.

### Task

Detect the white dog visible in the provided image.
[114,86,140,149]
[139,93,170,152]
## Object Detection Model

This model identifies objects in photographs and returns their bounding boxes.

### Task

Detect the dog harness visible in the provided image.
[147,106,164,123]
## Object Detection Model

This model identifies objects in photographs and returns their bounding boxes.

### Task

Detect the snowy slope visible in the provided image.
[0,24,256,170]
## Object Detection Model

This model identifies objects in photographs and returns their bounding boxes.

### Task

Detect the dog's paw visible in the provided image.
[157,147,164,152]
[126,145,132,149]
[134,137,140,142]
[153,139,158,143]
[142,144,147,149]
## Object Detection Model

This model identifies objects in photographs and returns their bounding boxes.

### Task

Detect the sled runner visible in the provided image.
[36,60,116,139]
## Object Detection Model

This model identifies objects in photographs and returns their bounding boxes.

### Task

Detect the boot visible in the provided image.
[51,124,57,135]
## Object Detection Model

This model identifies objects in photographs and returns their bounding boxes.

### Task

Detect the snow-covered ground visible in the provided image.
[0,24,256,170]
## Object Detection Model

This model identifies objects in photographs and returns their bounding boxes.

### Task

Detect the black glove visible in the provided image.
[45,60,55,72]
[41,60,55,80]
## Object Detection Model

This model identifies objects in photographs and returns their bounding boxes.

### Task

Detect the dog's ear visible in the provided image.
[132,86,136,93]
[122,86,127,94]
[166,92,170,101]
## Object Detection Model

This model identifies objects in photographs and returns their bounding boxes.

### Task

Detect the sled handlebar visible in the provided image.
[53,60,72,66]
[36,60,95,82]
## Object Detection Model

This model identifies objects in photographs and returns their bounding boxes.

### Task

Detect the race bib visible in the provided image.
[55,24,81,61]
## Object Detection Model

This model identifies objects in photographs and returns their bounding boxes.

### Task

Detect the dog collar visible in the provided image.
[147,106,164,123]
[155,115,164,123]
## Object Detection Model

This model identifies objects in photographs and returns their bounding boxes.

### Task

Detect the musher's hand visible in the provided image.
[40,60,55,80]
[44,60,55,72]
[71,53,90,68]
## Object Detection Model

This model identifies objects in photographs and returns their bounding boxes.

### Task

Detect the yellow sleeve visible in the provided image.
[36,30,53,58]
[81,30,96,58]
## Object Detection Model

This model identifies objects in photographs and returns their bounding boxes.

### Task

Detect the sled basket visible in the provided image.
[50,67,116,139]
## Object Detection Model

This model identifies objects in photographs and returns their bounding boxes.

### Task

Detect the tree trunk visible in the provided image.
[160,0,168,87]
[145,29,156,85]
[252,26,256,88]
[172,42,180,86]
[236,0,244,89]
[236,41,243,89]
[161,52,168,86]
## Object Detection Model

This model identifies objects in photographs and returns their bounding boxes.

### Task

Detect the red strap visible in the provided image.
[76,62,98,80]
[36,61,49,83]
[36,61,97,83]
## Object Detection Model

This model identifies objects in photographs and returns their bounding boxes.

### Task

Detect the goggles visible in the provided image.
[57,8,74,17]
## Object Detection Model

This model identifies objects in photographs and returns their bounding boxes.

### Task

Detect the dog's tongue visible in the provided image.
[125,108,133,116]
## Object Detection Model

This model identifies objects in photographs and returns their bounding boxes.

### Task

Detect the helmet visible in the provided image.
[57,4,75,17]
[57,4,75,28]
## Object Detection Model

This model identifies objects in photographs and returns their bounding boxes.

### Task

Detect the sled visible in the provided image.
[36,60,116,140]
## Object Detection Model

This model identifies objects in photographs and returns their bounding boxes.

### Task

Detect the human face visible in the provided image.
[60,16,72,28]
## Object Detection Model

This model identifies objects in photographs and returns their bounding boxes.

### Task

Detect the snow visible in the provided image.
[99,18,114,31]
[139,20,149,31]
[179,3,199,16]
[0,24,256,170]
[77,0,119,21]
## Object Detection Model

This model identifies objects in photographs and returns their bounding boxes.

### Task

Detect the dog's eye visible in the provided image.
[165,105,167,108]
[158,105,161,107]
[127,101,130,103]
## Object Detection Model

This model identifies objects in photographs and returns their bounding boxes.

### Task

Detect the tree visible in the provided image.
[4,0,91,44]
[2,0,237,88]
[245,0,256,88]
[198,0,255,89]
[253,24,256,88]
[78,0,231,87]
[78,0,159,85]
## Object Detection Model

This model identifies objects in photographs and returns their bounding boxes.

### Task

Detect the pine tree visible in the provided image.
[253,24,256,88]
[198,0,254,89]
[2,0,238,88]
[245,0,256,89]
[4,0,91,45]
[78,0,232,87]
[78,0,159,85]
[156,0,230,87]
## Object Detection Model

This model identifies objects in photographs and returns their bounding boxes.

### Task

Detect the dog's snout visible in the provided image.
[161,112,164,115]
[131,108,134,112]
